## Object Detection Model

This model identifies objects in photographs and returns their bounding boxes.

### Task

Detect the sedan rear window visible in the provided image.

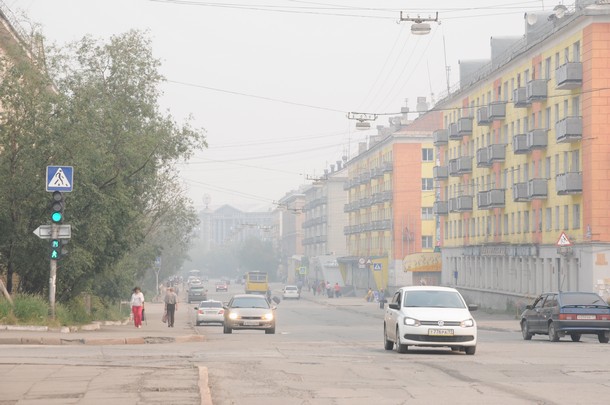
[200,301,222,308]
[561,293,608,306]
[403,291,465,309]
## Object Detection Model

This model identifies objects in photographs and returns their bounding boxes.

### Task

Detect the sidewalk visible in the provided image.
[0,301,205,346]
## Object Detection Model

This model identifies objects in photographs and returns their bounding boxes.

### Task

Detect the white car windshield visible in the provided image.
[403,291,465,309]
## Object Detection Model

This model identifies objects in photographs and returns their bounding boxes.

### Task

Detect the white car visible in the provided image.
[195,300,224,325]
[282,285,300,300]
[383,286,478,355]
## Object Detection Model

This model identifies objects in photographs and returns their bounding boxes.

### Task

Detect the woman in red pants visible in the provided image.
[130,287,145,328]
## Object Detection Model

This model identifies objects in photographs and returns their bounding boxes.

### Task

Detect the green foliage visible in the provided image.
[10,294,49,325]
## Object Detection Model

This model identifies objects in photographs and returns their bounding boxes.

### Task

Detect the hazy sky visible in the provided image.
[9,0,546,210]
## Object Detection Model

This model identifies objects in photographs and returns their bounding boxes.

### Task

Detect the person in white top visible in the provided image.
[130,287,145,328]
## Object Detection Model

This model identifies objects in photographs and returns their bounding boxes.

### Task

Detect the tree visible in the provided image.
[0,29,207,302]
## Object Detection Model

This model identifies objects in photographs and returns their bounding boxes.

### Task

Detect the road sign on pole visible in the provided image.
[46,166,74,192]
[556,232,572,247]
[33,225,72,239]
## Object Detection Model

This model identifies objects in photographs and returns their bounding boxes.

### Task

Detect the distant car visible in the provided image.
[384,286,478,355]
[282,285,300,300]
[188,286,207,303]
[195,300,224,326]
[188,278,203,287]
[216,282,228,292]
[223,294,276,334]
[520,291,610,343]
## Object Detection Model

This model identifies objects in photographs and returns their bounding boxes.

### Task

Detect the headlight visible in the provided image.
[461,318,475,328]
[228,312,239,320]
[263,312,274,321]
[404,317,420,327]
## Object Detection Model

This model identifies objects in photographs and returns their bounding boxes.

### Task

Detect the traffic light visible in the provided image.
[51,191,64,224]
[50,239,61,260]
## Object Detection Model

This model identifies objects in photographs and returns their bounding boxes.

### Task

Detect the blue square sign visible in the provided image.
[46,166,74,192]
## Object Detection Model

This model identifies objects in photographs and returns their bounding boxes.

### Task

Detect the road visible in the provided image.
[1,282,610,404]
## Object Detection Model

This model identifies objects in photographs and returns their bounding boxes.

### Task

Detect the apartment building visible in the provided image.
[276,188,306,283]
[340,111,442,292]
[432,1,610,308]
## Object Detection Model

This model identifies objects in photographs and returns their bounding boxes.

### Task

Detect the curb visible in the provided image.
[0,334,205,346]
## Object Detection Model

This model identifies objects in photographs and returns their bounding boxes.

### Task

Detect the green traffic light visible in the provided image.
[51,212,63,223]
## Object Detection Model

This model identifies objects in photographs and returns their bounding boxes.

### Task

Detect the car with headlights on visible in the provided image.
[282,285,300,300]
[216,281,228,292]
[194,300,224,326]
[520,291,610,343]
[223,294,276,334]
[384,286,478,355]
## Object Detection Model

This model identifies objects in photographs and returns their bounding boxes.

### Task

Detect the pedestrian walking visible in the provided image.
[334,282,341,298]
[326,281,332,298]
[164,287,178,328]
[130,287,145,328]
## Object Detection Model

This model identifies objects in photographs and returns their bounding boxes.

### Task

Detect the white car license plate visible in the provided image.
[243,321,259,326]
[577,315,596,320]
[428,329,454,336]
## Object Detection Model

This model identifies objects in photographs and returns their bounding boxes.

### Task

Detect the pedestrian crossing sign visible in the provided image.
[46,166,73,192]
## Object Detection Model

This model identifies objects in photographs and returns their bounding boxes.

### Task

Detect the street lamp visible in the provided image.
[347,112,377,131]
[399,11,439,35]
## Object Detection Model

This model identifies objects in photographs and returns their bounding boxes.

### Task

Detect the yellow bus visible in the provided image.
[245,271,268,294]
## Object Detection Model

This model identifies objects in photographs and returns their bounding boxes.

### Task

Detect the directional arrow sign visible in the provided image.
[33,225,72,239]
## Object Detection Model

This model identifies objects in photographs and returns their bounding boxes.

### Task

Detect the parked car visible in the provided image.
[520,291,610,343]
[384,286,478,355]
[282,285,300,300]
[216,281,228,292]
[188,286,207,303]
[223,294,276,334]
[194,300,224,326]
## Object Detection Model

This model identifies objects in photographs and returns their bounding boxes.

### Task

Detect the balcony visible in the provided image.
[449,156,473,175]
[433,165,448,180]
[433,129,448,146]
[448,122,460,141]
[477,189,505,209]
[476,106,491,126]
[487,143,506,163]
[488,101,506,120]
[476,147,490,168]
[526,79,548,102]
[458,117,473,136]
[360,197,372,208]
[556,172,582,195]
[449,195,473,212]
[360,171,371,183]
[433,200,448,216]
[372,193,383,204]
[382,191,393,202]
[512,182,529,202]
[382,161,393,172]
[526,129,548,150]
[513,134,528,154]
[513,87,528,108]
[556,62,582,90]
[527,178,548,199]
[556,117,582,143]
[370,167,383,179]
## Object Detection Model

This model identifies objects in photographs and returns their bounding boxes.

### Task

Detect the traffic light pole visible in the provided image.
[49,222,59,319]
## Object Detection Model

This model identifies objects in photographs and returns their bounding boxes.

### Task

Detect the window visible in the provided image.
[573,41,581,62]
[545,107,551,129]
[422,207,434,220]
[422,148,434,161]
[524,211,530,233]
[545,57,551,79]
[504,214,509,235]
[422,236,433,249]
[422,178,434,191]
[573,204,580,229]
[564,205,569,230]
[546,208,552,231]
[555,206,560,230]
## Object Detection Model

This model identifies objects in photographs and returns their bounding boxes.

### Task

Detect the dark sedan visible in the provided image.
[520,291,610,343]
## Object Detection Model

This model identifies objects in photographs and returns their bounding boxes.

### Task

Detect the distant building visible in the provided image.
[340,110,442,292]
[276,189,306,283]
[302,160,348,285]
[199,205,274,249]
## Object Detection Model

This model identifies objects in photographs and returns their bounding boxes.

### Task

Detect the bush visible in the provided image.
[11,294,49,325]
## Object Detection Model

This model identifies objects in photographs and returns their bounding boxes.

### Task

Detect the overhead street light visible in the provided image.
[399,11,439,35]
[347,112,378,131]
